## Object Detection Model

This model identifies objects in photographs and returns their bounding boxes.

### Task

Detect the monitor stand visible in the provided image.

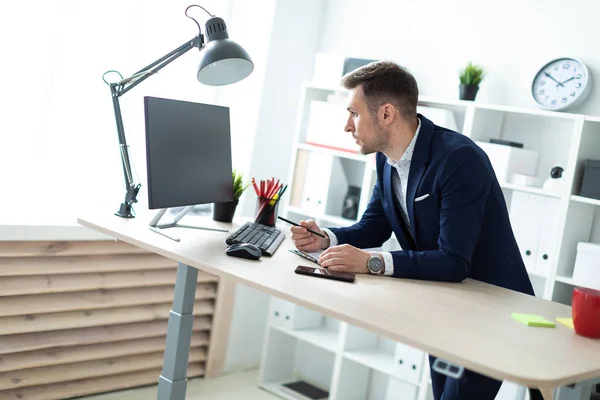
[148,206,229,242]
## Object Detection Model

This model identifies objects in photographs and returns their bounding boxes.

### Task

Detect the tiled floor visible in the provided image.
[80,369,277,400]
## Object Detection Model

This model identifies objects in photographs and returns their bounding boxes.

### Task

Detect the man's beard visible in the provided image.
[359,120,390,155]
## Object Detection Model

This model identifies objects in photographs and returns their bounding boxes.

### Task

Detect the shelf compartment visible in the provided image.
[334,357,419,400]
[500,182,561,198]
[260,328,335,400]
[268,297,341,352]
[272,322,341,354]
[469,108,577,190]
[556,202,598,279]
[343,350,421,387]
[555,275,600,291]
[344,325,424,385]
[571,195,600,207]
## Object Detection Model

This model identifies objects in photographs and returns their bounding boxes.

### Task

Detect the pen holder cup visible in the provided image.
[255,197,280,227]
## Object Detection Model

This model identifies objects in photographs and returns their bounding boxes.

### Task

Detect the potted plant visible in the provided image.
[459,62,485,101]
[213,170,249,222]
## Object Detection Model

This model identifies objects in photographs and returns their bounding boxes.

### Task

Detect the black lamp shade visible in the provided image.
[197,17,254,86]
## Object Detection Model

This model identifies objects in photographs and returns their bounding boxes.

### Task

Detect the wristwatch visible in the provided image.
[367,254,384,275]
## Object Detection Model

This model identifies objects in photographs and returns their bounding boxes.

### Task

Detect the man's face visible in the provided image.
[344,86,389,155]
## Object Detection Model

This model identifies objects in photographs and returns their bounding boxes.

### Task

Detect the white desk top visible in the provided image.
[78,212,600,391]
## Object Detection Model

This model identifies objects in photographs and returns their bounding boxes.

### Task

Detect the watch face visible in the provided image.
[532,58,591,111]
[368,256,383,272]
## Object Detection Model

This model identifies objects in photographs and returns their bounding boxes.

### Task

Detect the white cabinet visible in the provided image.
[301,152,334,216]
[509,192,544,272]
[260,297,428,400]
[394,342,425,384]
[386,377,419,400]
[509,192,560,276]
[536,197,562,276]
[270,298,322,330]
[475,141,539,183]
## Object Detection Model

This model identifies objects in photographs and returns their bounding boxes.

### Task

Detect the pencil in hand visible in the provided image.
[277,216,326,238]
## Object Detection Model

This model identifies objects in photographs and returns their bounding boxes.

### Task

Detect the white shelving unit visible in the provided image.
[259,298,432,400]
[259,81,600,399]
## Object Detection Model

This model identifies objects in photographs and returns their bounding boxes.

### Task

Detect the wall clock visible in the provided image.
[531,57,592,111]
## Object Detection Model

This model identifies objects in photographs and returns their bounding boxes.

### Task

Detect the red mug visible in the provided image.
[572,287,600,338]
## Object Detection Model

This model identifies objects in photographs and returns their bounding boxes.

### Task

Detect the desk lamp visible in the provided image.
[103,4,253,219]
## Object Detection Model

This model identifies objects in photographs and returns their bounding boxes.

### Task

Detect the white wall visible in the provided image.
[317,0,600,117]
[0,0,229,219]
[224,284,271,372]
[240,0,326,218]
[223,0,327,373]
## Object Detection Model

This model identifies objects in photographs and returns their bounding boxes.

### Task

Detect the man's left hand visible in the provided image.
[318,244,370,273]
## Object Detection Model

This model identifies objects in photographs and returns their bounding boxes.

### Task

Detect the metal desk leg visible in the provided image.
[157,263,198,400]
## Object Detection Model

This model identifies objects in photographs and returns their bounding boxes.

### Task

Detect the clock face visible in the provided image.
[532,58,591,111]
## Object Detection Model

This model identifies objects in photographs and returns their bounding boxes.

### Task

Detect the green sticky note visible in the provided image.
[511,313,556,328]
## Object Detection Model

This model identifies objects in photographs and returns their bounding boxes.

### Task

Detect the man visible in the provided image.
[290,61,535,400]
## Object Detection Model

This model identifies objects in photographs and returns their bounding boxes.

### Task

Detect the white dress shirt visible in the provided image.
[323,118,421,276]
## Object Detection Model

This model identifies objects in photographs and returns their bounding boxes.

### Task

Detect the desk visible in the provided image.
[78,213,600,400]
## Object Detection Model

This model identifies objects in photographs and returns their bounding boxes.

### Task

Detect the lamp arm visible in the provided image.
[108,35,204,218]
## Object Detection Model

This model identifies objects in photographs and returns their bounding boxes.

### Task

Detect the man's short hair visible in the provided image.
[341,61,419,119]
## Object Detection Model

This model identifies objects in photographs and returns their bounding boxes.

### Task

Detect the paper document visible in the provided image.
[289,247,383,265]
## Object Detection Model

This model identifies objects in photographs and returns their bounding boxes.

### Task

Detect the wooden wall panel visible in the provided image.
[0,241,147,257]
[1,284,217,317]
[0,300,214,335]
[0,348,207,390]
[0,363,205,400]
[0,317,212,355]
[0,269,218,296]
[0,254,176,276]
[0,333,209,373]
[0,240,229,399]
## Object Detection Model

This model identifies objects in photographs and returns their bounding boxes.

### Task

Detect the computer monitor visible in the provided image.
[143,96,234,240]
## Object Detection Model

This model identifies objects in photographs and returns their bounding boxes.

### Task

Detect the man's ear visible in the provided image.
[380,103,395,126]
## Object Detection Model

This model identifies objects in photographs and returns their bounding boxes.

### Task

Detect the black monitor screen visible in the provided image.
[144,96,233,210]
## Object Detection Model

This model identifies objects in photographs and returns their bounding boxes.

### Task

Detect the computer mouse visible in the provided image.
[226,243,262,260]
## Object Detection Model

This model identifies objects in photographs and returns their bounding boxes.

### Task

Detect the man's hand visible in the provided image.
[290,219,329,252]
[318,244,371,273]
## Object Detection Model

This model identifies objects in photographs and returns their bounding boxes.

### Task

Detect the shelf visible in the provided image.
[343,350,421,387]
[260,380,329,400]
[303,81,346,93]
[286,206,357,227]
[585,115,600,123]
[296,142,368,162]
[474,103,580,120]
[555,275,600,291]
[571,195,600,206]
[528,270,548,279]
[418,95,472,108]
[499,182,562,198]
[272,325,340,353]
[302,82,598,121]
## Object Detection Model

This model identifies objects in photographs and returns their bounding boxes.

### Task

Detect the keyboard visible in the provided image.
[225,222,285,256]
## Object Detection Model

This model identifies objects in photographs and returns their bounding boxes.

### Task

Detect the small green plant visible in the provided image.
[232,170,249,201]
[459,62,485,86]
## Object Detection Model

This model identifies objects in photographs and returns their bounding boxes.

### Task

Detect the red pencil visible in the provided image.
[251,178,260,196]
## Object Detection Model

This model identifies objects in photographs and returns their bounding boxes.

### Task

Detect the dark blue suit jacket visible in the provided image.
[329,114,534,295]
